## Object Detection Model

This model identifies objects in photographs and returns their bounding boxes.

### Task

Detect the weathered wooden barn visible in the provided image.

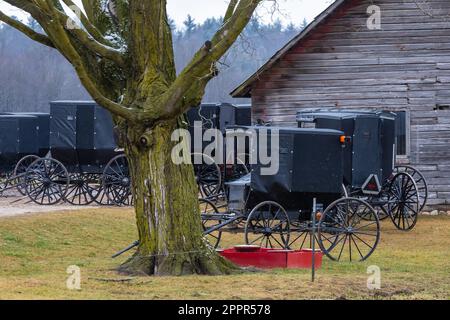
[231,0,450,209]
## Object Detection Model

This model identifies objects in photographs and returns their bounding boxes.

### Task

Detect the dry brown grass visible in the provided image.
[0,208,449,300]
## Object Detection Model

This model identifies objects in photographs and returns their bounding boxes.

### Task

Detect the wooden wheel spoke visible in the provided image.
[270,235,285,248]
[353,221,378,232]
[352,230,378,237]
[299,232,310,249]
[321,233,339,246]
[327,232,346,250]
[337,234,348,261]
[350,234,365,260]
[270,208,281,227]
[290,231,308,248]
[352,233,375,249]
[249,235,264,244]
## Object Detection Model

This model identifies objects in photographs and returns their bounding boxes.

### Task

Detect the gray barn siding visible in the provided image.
[249,0,450,209]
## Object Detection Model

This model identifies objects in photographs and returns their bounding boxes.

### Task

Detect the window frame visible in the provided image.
[392,109,411,160]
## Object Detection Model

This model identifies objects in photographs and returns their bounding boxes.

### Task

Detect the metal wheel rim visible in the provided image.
[102,154,132,206]
[388,172,419,231]
[394,165,428,212]
[318,197,380,262]
[13,155,40,195]
[25,158,69,205]
[245,201,290,249]
[64,172,99,205]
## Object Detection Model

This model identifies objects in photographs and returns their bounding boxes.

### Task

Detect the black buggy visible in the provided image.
[186,103,252,199]
[0,114,45,196]
[297,109,426,231]
[23,101,131,206]
[201,127,382,262]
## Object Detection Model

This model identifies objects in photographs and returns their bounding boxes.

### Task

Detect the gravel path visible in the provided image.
[0,195,101,218]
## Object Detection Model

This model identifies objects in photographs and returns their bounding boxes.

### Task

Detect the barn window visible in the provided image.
[395,111,408,156]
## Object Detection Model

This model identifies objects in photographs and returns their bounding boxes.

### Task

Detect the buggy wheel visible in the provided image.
[85,173,109,205]
[288,222,319,250]
[0,174,9,193]
[395,165,428,212]
[318,197,380,262]
[25,158,69,205]
[377,205,390,221]
[92,184,109,205]
[245,201,290,249]
[200,198,222,249]
[341,184,349,198]
[64,173,98,205]
[14,155,40,195]
[103,154,132,206]
[193,153,222,198]
[388,172,419,231]
[361,195,390,221]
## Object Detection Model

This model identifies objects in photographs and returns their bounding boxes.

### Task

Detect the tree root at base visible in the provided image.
[117,249,242,276]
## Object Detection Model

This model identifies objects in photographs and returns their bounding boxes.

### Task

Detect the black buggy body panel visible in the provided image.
[241,127,345,214]
[297,110,396,189]
[11,113,51,157]
[0,115,40,171]
[49,101,119,172]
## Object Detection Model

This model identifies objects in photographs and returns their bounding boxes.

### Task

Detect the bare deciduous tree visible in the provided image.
[0,0,262,276]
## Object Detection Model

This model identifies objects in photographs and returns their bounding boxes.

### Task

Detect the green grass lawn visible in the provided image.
[0,208,449,300]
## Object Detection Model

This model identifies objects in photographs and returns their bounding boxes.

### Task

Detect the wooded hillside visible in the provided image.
[0,16,305,112]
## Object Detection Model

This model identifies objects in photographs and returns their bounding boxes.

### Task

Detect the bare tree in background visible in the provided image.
[0,0,263,276]
[0,21,89,111]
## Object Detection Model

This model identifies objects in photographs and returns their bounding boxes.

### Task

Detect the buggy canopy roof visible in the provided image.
[242,126,345,211]
[297,109,397,189]
[250,126,344,194]
[49,101,117,169]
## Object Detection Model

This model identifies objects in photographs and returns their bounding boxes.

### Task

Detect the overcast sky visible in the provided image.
[0,0,335,28]
[167,0,335,28]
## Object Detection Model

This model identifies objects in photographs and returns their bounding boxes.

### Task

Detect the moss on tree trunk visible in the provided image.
[117,122,238,276]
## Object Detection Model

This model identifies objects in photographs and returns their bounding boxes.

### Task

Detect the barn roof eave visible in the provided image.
[230,0,347,98]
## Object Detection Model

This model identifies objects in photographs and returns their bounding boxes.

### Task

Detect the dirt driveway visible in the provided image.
[0,194,101,218]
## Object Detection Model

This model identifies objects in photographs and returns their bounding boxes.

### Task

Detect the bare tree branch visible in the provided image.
[61,0,111,45]
[224,0,239,22]
[1,0,131,119]
[51,7,126,66]
[47,0,133,118]
[140,0,262,122]
[0,10,54,47]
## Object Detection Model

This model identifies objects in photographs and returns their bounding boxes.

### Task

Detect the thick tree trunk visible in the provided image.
[118,121,237,276]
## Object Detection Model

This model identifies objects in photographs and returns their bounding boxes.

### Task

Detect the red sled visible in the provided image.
[218,246,323,269]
